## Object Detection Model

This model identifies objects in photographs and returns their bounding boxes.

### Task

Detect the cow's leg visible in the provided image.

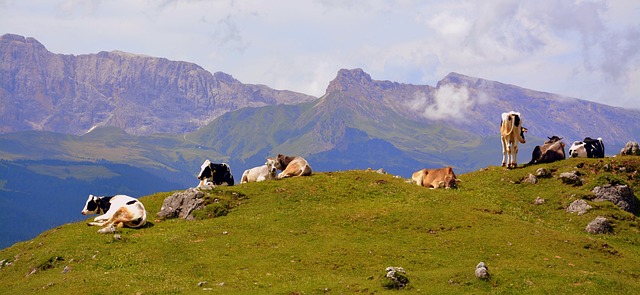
[96,207,132,231]
[88,213,112,226]
[509,143,518,168]
[501,138,508,167]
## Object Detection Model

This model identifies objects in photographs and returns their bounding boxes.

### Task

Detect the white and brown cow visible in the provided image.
[528,136,566,164]
[274,154,312,179]
[81,194,147,233]
[240,158,278,183]
[500,111,528,168]
[411,166,460,189]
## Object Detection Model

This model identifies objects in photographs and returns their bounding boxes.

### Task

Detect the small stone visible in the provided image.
[475,262,490,280]
[61,266,71,273]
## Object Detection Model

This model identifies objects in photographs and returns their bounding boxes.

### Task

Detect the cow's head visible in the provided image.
[545,136,563,144]
[197,160,213,180]
[275,154,289,170]
[519,126,528,143]
[569,141,587,158]
[81,194,100,215]
[442,167,461,189]
[266,158,277,175]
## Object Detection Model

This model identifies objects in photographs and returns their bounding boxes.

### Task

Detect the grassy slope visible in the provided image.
[1,157,639,294]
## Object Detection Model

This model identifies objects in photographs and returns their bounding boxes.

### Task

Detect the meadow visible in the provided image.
[1,157,639,294]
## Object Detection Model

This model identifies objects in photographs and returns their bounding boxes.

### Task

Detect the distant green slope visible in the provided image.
[1,157,639,294]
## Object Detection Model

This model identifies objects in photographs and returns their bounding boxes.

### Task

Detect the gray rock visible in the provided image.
[522,173,538,184]
[535,168,552,178]
[97,224,116,234]
[157,188,206,220]
[475,262,490,280]
[620,141,640,156]
[532,197,545,205]
[592,185,638,213]
[566,199,592,215]
[585,216,613,234]
[382,266,409,289]
[559,171,582,186]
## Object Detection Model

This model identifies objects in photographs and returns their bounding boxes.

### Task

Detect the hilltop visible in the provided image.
[1,157,639,293]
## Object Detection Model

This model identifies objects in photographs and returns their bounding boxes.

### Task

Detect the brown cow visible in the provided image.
[500,111,527,168]
[411,167,460,189]
[274,154,312,179]
[528,136,566,164]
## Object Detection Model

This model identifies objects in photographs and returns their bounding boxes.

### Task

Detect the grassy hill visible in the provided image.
[1,157,639,294]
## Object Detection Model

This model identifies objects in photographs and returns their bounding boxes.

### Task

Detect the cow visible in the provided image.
[569,137,605,158]
[528,136,566,164]
[81,194,147,233]
[411,166,460,189]
[197,159,234,187]
[274,154,312,179]
[240,158,278,183]
[500,111,528,168]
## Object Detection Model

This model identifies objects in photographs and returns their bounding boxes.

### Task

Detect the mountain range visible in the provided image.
[1,33,640,248]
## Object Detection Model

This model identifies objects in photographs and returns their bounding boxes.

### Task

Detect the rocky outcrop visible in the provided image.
[585,216,613,234]
[0,34,316,135]
[157,188,207,220]
[592,185,638,213]
[620,141,640,156]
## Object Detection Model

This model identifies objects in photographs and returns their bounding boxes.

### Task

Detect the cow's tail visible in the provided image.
[502,115,516,136]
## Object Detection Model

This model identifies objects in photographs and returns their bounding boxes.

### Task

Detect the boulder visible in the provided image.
[566,199,592,215]
[585,216,613,234]
[559,171,582,186]
[619,141,640,156]
[591,185,638,213]
[522,173,538,184]
[381,266,409,289]
[157,188,206,220]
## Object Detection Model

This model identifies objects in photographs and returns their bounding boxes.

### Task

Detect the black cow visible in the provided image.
[569,137,605,158]
[529,136,566,164]
[197,160,234,187]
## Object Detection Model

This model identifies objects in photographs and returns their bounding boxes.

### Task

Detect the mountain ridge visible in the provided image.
[0,33,317,135]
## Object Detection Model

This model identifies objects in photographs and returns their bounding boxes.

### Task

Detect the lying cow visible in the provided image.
[241,158,278,183]
[274,154,312,178]
[528,136,566,164]
[197,159,234,187]
[569,137,605,158]
[500,111,528,168]
[81,194,147,233]
[411,166,460,189]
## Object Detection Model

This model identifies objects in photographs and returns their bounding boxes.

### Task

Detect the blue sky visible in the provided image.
[1,0,639,109]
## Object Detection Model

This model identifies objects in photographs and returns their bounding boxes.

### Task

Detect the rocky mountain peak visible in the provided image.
[213,71,239,84]
[325,68,373,94]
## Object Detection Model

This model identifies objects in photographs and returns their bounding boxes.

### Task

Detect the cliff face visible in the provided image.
[0,34,316,135]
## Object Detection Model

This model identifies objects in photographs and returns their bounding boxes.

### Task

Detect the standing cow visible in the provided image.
[197,159,235,187]
[569,137,605,158]
[500,111,528,168]
[529,136,566,164]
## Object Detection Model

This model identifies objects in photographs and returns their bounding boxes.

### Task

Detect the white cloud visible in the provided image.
[408,85,478,121]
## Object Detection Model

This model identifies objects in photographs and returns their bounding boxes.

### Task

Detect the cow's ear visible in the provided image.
[455,179,462,182]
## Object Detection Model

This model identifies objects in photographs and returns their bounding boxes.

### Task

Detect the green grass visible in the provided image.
[1,157,640,294]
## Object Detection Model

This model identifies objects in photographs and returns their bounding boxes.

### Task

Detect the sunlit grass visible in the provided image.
[1,158,640,293]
